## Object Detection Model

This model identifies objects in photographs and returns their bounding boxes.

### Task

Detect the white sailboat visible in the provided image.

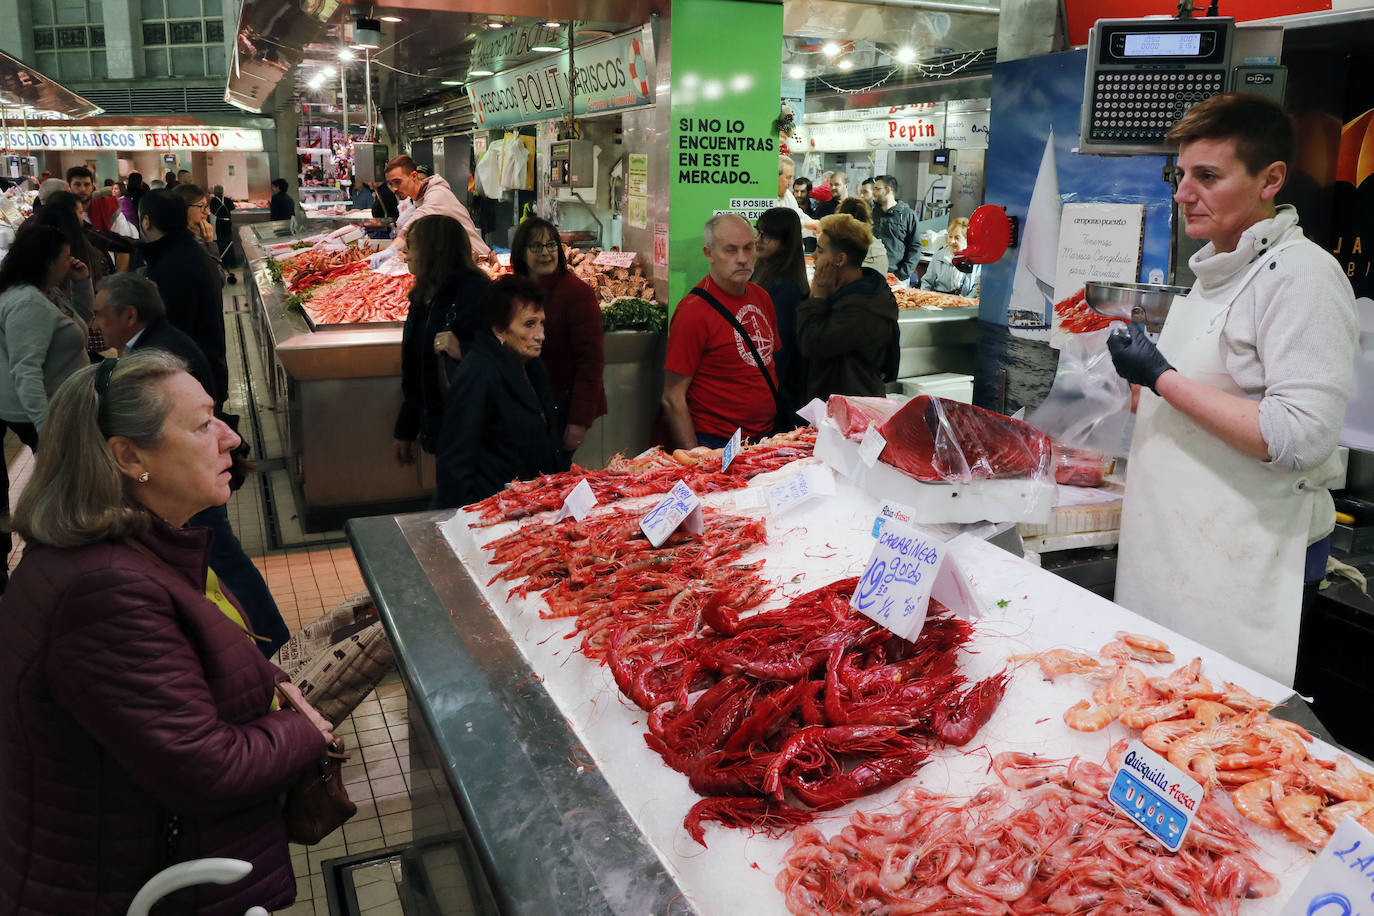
[1007,129,1060,341]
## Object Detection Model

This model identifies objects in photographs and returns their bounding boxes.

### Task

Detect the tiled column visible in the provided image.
[101,0,141,79]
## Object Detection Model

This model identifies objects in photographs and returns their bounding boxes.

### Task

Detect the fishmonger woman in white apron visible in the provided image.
[1107,93,1358,687]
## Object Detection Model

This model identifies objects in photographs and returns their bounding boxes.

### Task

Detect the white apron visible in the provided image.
[1115,240,1312,687]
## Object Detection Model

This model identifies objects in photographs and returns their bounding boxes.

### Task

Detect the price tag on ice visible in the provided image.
[1278,817,1374,916]
[721,428,742,473]
[766,465,835,517]
[553,478,597,523]
[851,518,945,640]
[858,425,887,467]
[594,250,638,268]
[1108,741,1202,853]
[639,480,703,547]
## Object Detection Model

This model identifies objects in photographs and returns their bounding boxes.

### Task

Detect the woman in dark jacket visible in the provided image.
[752,207,809,410]
[510,216,606,469]
[0,351,333,915]
[394,214,491,463]
[434,275,559,508]
[372,181,400,220]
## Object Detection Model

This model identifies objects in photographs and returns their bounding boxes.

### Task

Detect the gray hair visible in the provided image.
[13,350,186,548]
[703,212,752,248]
[213,184,224,196]
[778,156,795,176]
[97,272,166,324]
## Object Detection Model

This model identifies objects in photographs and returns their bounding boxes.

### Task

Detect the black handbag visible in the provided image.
[690,286,797,434]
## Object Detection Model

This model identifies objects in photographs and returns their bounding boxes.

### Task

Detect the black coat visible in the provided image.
[138,232,228,404]
[434,329,559,509]
[130,317,220,409]
[269,191,294,221]
[372,185,400,220]
[394,270,491,451]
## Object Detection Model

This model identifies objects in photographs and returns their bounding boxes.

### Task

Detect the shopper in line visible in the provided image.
[394,214,492,465]
[137,188,229,404]
[209,184,238,282]
[269,177,295,221]
[873,175,921,282]
[164,170,179,188]
[372,180,400,220]
[752,207,809,411]
[1107,92,1358,686]
[66,165,139,241]
[91,272,291,655]
[433,275,559,508]
[351,181,375,212]
[121,172,146,225]
[835,195,889,277]
[510,217,606,468]
[376,155,490,266]
[662,213,781,448]
[173,183,227,280]
[859,177,877,205]
[0,350,332,914]
[35,189,113,287]
[796,213,899,402]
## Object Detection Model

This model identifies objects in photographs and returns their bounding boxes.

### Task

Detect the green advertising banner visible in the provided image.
[668,0,783,309]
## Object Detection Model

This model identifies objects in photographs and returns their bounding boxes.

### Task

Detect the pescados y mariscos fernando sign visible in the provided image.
[1,127,265,152]
[466,28,655,129]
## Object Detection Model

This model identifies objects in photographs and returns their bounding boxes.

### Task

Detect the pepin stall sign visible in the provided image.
[852,518,945,641]
[640,480,703,547]
[553,478,598,523]
[721,428,742,472]
[1279,817,1374,916]
[858,425,887,468]
[1108,741,1203,853]
[766,465,835,517]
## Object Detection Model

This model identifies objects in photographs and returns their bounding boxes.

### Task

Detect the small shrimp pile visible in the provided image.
[463,427,817,526]
[1021,639,1374,849]
[777,750,1278,916]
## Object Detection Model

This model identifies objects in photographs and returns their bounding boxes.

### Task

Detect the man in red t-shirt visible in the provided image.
[662,213,781,448]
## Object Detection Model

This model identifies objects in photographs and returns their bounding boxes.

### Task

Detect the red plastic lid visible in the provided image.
[958,204,1012,265]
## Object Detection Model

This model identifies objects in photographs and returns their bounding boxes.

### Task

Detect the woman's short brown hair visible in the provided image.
[818,213,873,267]
[13,351,185,548]
[510,217,566,278]
[406,214,478,301]
[835,195,872,224]
[1166,92,1295,175]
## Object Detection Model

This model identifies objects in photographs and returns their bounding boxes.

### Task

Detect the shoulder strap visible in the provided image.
[690,286,787,415]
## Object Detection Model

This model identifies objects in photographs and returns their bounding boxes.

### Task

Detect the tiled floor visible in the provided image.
[3,287,436,916]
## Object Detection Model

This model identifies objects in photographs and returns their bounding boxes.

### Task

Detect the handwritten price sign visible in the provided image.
[766,465,835,517]
[721,428,742,472]
[851,519,944,640]
[1279,818,1374,916]
[639,480,703,547]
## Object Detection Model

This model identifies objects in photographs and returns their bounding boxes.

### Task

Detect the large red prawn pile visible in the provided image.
[778,750,1277,915]
[300,270,414,325]
[282,246,370,292]
[1054,287,1117,334]
[465,428,816,526]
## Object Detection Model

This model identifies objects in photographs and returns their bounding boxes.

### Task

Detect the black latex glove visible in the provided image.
[1106,321,1174,393]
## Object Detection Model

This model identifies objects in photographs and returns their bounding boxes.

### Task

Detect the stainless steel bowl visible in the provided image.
[1084,281,1190,332]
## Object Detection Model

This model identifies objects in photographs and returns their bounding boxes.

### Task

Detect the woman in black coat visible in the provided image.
[433,275,559,509]
[393,214,491,463]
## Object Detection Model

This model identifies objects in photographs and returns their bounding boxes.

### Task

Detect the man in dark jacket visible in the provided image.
[796,213,899,402]
[136,188,229,403]
[209,184,237,276]
[873,174,921,282]
[269,177,295,221]
[89,272,292,657]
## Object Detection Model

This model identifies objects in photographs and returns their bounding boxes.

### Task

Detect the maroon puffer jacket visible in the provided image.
[0,518,327,915]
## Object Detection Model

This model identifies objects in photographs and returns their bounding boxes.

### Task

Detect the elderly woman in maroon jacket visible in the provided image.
[0,350,333,915]
[510,216,607,468]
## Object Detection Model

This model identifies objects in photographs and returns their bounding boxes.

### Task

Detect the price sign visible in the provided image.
[858,425,887,467]
[872,500,919,538]
[851,519,945,640]
[594,250,638,268]
[721,428,742,473]
[1108,741,1202,853]
[796,397,827,427]
[732,487,768,511]
[766,465,835,517]
[1279,818,1374,916]
[639,480,703,547]
[931,535,986,619]
[553,478,597,523]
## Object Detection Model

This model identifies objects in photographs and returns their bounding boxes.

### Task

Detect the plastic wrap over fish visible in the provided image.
[876,396,1055,484]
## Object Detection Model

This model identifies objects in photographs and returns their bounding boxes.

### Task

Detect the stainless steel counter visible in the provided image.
[897,308,978,378]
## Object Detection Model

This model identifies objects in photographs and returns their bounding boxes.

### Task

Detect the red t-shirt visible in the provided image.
[665,275,780,438]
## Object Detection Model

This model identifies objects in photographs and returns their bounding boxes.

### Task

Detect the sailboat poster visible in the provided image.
[980,50,1172,333]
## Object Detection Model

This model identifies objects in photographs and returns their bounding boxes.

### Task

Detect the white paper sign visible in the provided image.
[1280,817,1374,916]
[732,487,768,511]
[858,426,887,467]
[796,397,827,427]
[1051,202,1144,349]
[1108,741,1203,853]
[639,480,703,547]
[871,500,918,538]
[553,478,597,523]
[721,428,742,473]
[851,519,945,640]
[594,250,638,268]
[930,534,985,618]
[766,465,835,517]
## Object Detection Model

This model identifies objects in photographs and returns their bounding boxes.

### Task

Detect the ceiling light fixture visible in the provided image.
[788,65,805,79]
[378,15,402,23]
[307,75,326,89]
[322,65,337,77]
[837,59,855,70]
[531,45,561,53]
[542,20,563,28]
[441,79,462,86]
[469,68,495,77]
[895,47,917,64]
[822,42,840,57]
[338,48,356,61]
[484,20,506,30]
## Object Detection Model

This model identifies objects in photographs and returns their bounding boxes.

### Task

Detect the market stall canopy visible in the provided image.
[0,49,101,120]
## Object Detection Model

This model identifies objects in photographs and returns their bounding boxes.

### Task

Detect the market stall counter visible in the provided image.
[348,432,1366,915]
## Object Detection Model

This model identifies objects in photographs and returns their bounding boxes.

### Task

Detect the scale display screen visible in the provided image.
[1123,32,1202,57]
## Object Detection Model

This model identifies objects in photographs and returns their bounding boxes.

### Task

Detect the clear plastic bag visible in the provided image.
[1028,325,1136,458]
[876,395,1054,484]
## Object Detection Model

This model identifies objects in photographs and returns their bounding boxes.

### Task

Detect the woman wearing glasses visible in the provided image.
[172,183,227,286]
[510,217,606,469]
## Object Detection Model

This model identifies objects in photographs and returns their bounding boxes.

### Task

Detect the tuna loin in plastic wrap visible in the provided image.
[826,395,902,440]
[876,396,1053,483]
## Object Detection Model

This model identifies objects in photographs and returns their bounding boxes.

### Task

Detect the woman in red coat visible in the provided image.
[510,217,607,468]
[0,351,333,915]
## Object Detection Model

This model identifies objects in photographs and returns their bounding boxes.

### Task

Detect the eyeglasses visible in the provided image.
[528,242,559,253]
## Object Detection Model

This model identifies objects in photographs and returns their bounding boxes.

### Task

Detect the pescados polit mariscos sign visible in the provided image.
[1,127,264,152]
